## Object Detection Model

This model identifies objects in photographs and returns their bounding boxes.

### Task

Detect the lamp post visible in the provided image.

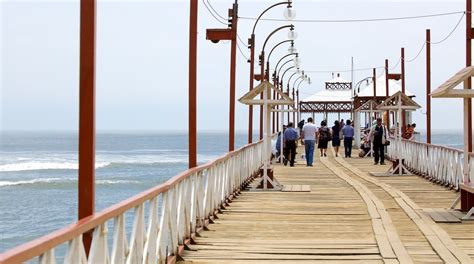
[247,0,295,143]
[257,24,296,139]
[267,40,295,133]
[206,1,238,151]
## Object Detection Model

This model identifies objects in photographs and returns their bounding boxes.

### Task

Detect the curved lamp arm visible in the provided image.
[280,66,295,87]
[268,40,293,63]
[275,53,297,72]
[277,59,293,77]
[252,1,292,34]
[262,24,294,53]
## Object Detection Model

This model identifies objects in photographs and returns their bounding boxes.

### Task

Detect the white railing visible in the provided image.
[0,141,264,264]
[386,138,472,189]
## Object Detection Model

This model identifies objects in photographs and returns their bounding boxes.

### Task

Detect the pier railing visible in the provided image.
[0,140,264,264]
[386,138,472,189]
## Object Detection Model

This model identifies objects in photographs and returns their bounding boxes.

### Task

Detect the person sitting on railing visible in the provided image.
[283,122,298,167]
[403,124,413,139]
[367,117,388,165]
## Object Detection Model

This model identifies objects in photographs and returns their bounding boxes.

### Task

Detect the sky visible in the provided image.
[0,0,472,132]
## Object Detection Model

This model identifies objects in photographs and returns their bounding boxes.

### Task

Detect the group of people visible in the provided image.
[275,116,391,167]
[275,118,356,167]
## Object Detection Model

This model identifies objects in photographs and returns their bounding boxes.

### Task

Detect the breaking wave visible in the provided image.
[0,178,140,187]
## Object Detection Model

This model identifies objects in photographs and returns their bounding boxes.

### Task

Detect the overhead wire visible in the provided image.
[238,11,465,23]
[202,0,228,25]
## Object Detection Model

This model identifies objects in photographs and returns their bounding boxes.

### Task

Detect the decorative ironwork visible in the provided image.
[325,82,352,91]
[299,101,353,113]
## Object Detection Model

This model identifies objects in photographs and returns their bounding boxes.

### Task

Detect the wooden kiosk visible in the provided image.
[377,91,421,175]
[239,81,294,190]
[432,66,474,217]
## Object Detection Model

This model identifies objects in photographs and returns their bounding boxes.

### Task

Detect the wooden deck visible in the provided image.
[179,146,474,263]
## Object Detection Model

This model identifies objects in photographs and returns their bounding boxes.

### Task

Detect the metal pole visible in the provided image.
[248,34,255,144]
[229,1,237,151]
[401,48,406,131]
[189,0,198,168]
[260,51,265,140]
[385,59,390,128]
[78,0,96,254]
[373,68,377,120]
[426,29,432,144]
[467,0,473,152]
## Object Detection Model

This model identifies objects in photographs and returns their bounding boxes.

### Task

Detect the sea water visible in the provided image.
[0,130,465,252]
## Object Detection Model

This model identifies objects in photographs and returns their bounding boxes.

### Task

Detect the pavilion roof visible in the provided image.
[301,89,353,103]
[355,75,415,98]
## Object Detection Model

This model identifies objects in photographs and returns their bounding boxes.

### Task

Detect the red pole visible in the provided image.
[426,29,431,144]
[78,0,96,254]
[276,76,279,131]
[467,0,473,152]
[189,0,198,168]
[228,2,237,151]
[401,47,406,130]
[259,52,265,140]
[385,59,390,127]
[248,34,255,144]
[272,74,276,134]
[373,68,377,119]
[292,88,296,123]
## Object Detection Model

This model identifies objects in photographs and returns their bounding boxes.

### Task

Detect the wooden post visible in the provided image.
[401,48,406,131]
[228,1,237,151]
[78,0,96,254]
[426,29,432,144]
[189,0,198,168]
[248,34,255,143]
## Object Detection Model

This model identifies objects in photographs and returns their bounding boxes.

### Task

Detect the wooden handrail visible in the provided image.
[0,140,263,263]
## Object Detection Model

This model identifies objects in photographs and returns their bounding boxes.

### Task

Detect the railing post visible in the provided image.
[78,0,96,254]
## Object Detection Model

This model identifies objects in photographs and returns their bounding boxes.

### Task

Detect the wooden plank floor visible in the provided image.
[179,146,474,264]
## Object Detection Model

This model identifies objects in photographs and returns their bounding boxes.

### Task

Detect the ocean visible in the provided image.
[0,130,466,252]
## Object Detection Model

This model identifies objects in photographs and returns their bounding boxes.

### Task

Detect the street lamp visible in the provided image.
[247,0,295,142]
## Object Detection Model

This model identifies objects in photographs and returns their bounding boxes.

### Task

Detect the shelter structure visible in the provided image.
[353,76,416,147]
[432,66,474,217]
[377,91,421,175]
[239,81,294,190]
[299,74,353,121]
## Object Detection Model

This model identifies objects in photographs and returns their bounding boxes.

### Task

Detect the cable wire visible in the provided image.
[404,42,426,62]
[429,12,465,44]
[305,66,384,74]
[202,0,228,25]
[237,42,250,61]
[237,33,248,47]
[206,0,227,21]
[239,11,465,23]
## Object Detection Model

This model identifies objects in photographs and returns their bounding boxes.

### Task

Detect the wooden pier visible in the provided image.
[180,147,474,263]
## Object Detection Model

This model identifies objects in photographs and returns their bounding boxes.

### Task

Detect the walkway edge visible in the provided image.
[333,155,474,264]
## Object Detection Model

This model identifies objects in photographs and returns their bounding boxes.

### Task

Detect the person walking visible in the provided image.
[342,119,354,158]
[301,117,317,166]
[318,120,331,157]
[331,120,341,157]
[283,122,298,167]
[367,117,388,165]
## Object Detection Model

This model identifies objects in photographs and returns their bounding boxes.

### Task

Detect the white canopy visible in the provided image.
[356,76,415,97]
[326,76,351,84]
[301,89,353,103]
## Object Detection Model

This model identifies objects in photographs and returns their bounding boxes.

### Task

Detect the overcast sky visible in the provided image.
[0,0,471,132]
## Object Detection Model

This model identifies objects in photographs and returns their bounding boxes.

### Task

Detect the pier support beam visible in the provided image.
[78,0,96,254]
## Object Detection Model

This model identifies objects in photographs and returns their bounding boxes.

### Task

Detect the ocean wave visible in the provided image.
[0,162,111,172]
[0,178,140,187]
